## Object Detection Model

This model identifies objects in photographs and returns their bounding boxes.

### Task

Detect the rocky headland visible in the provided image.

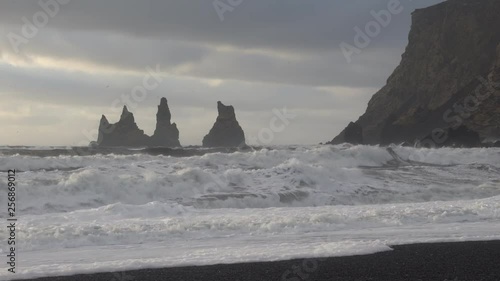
[329,0,500,148]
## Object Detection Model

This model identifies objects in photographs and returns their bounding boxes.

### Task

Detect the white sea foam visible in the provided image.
[0,145,499,279]
[2,145,499,214]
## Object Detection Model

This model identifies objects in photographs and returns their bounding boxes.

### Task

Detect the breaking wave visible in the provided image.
[1,144,499,215]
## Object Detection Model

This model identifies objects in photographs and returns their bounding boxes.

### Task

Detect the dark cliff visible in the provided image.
[330,0,500,146]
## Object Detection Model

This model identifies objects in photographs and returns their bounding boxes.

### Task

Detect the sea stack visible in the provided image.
[94,98,181,147]
[150,97,181,147]
[97,115,112,145]
[203,101,245,147]
[97,106,149,147]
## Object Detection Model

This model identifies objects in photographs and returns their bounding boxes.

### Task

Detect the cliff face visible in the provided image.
[331,0,500,146]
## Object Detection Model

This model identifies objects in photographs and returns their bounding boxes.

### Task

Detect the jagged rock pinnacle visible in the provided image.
[203,101,245,147]
[95,106,148,147]
[151,97,180,147]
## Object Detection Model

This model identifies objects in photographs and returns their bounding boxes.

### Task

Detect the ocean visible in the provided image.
[1,144,499,280]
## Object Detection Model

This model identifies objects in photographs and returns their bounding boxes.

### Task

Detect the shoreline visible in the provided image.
[15,240,500,281]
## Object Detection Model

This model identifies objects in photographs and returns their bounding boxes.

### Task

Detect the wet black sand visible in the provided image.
[17,240,500,281]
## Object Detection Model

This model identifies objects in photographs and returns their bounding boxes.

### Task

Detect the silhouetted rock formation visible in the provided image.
[329,0,500,147]
[203,101,245,147]
[328,122,363,145]
[419,125,481,148]
[98,106,150,147]
[493,141,500,147]
[95,98,181,147]
[150,98,180,147]
[97,115,111,145]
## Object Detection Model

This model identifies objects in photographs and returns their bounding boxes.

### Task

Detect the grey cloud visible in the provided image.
[1,0,444,52]
[0,0,443,88]
[0,27,401,88]
[0,62,374,113]
[0,0,446,145]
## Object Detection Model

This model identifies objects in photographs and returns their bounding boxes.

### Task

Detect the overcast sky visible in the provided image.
[0,0,444,146]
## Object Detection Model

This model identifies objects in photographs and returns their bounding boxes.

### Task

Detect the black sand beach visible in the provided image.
[17,240,500,281]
